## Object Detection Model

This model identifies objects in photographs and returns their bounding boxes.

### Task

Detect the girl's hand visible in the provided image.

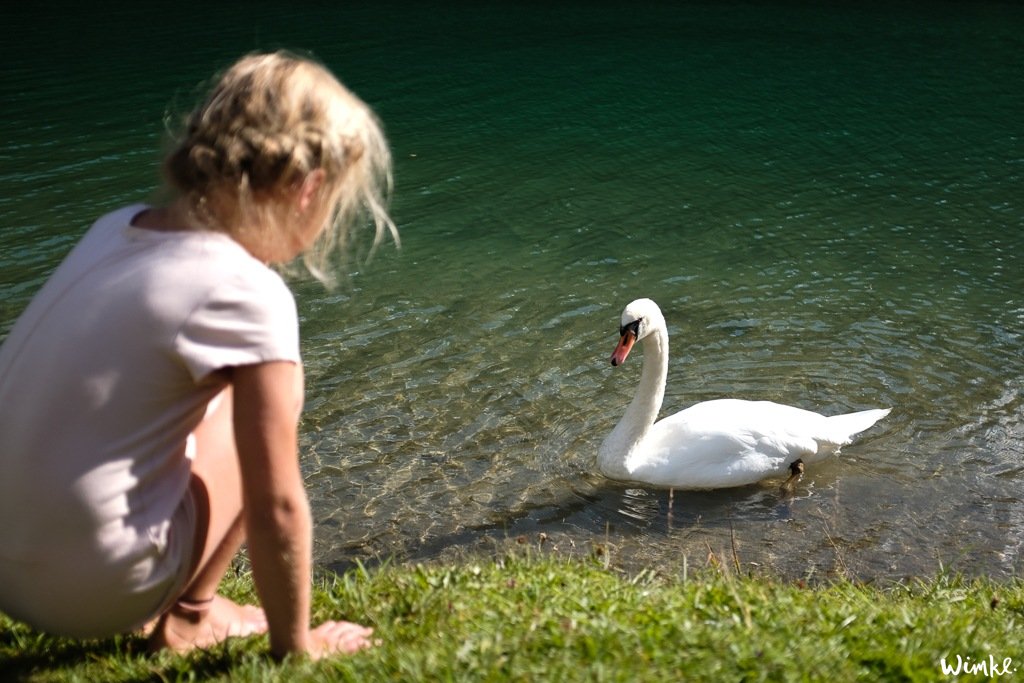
[307,620,376,659]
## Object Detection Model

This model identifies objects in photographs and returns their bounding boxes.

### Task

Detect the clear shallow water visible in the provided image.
[2,1,1022,581]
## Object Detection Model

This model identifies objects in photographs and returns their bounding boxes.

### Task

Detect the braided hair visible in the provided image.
[164,51,397,283]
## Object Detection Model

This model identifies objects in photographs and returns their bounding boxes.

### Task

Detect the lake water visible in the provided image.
[2,1,1022,582]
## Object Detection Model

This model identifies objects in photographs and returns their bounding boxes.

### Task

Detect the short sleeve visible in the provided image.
[175,269,300,381]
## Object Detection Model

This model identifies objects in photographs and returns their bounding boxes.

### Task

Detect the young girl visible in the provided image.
[0,51,397,659]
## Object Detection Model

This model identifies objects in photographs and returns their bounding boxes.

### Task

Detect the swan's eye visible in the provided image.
[619,319,641,338]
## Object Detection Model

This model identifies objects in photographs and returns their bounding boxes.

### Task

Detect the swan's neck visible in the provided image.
[598,327,668,478]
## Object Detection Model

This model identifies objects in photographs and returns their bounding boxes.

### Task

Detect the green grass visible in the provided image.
[3,548,1023,682]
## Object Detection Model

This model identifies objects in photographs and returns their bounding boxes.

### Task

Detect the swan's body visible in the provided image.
[597,298,890,489]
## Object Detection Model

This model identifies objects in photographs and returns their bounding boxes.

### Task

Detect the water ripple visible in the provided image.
[3,0,1023,581]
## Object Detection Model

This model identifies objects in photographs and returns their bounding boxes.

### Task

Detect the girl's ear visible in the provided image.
[295,169,327,213]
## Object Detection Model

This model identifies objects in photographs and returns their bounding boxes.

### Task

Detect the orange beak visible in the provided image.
[610,330,636,366]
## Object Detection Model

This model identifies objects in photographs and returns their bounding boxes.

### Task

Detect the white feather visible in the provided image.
[598,299,891,489]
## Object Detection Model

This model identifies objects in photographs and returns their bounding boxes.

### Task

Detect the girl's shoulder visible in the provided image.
[81,203,296,321]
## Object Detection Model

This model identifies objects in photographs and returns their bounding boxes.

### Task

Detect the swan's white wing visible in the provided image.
[625,399,823,489]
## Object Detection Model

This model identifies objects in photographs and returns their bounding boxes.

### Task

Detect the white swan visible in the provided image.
[597,298,891,490]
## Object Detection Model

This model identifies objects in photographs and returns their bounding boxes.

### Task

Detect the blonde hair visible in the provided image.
[163,51,397,283]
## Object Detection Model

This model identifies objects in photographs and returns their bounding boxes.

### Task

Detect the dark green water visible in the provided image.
[2,1,1023,581]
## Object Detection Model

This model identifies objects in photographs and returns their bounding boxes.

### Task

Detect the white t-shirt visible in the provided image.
[0,205,301,636]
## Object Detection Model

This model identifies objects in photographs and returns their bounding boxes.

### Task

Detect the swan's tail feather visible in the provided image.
[825,408,891,445]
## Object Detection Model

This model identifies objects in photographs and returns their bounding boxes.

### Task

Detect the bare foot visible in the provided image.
[149,595,268,653]
[135,616,160,639]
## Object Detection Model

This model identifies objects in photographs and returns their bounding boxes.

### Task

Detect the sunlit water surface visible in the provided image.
[2,1,1022,581]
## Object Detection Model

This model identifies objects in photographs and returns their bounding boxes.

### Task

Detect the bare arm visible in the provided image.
[233,361,311,656]
[232,361,372,659]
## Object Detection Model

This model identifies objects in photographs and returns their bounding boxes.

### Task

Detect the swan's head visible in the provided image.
[610,298,664,366]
